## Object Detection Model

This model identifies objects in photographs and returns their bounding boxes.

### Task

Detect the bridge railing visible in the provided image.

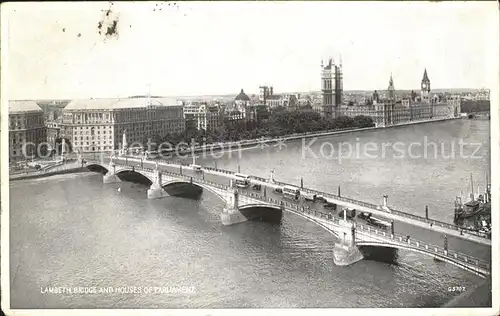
[354,224,490,272]
[270,180,489,239]
[98,158,489,240]
[91,161,490,273]
[237,190,343,224]
[237,189,490,273]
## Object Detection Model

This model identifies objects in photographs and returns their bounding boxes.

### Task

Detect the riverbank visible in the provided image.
[9,161,89,181]
[9,116,460,181]
[178,116,460,154]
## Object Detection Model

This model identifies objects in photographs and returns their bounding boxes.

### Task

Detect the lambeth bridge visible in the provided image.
[83,154,491,278]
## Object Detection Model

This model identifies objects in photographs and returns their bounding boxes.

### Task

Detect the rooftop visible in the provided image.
[65,97,183,110]
[235,89,250,101]
[9,100,43,113]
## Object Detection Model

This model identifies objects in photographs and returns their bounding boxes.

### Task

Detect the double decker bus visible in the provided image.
[282,185,300,200]
[234,173,251,188]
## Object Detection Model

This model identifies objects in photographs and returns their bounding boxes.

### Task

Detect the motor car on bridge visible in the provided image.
[338,208,356,219]
[315,195,327,203]
[323,202,337,210]
[191,164,202,172]
[302,192,317,202]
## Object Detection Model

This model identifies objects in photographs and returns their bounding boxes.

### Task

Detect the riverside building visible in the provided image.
[183,102,222,131]
[320,57,344,118]
[8,101,47,161]
[61,97,185,153]
[333,69,461,127]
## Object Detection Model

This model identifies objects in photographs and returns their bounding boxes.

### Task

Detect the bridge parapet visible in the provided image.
[89,158,491,240]
[236,189,490,277]
[354,224,490,277]
[91,158,490,277]
[276,182,489,240]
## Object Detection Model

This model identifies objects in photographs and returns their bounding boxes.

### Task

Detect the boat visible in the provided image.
[454,173,491,226]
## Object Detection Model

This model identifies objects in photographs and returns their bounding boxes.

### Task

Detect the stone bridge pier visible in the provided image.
[220,188,248,226]
[333,221,364,266]
[148,170,169,199]
[103,161,121,184]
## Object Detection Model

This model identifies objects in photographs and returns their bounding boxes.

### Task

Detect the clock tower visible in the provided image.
[421,68,430,104]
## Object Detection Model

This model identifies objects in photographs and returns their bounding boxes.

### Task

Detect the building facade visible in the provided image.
[45,111,62,151]
[183,102,222,131]
[222,89,253,122]
[9,101,47,161]
[321,57,343,118]
[339,70,460,127]
[61,97,185,153]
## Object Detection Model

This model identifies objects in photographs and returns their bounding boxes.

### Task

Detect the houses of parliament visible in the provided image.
[320,58,462,126]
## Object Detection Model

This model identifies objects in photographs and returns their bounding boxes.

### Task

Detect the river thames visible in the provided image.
[10,119,490,308]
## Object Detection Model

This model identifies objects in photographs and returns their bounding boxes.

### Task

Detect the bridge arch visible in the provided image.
[115,167,154,184]
[86,163,109,174]
[244,200,341,239]
[238,203,284,223]
[161,180,227,202]
[285,208,341,239]
[356,240,488,278]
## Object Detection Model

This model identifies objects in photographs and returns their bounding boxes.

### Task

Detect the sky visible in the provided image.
[2,1,499,100]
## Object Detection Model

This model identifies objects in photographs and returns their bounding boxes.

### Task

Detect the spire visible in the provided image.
[422,68,429,82]
[340,54,343,67]
[388,73,394,90]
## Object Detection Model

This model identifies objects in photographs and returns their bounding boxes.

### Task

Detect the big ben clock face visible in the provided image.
[422,83,426,89]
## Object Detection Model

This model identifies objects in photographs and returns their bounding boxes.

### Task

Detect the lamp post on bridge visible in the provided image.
[180,165,182,175]
[264,186,267,198]
[390,220,394,237]
[338,185,341,197]
[425,205,429,219]
[300,177,303,189]
[238,164,240,173]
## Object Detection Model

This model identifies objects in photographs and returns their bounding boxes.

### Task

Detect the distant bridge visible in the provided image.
[83,154,491,278]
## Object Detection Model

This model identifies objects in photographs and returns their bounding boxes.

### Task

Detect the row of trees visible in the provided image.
[152,110,374,148]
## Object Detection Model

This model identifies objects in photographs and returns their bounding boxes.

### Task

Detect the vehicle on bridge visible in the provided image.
[191,164,203,172]
[358,212,391,229]
[282,185,300,200]
[315,195,327,203]
[302,192,318,202]
[234,173,251,188]
[338,208,356,219]
[323,202,337,210]
[252,184,262,191]
[274,187,283,194]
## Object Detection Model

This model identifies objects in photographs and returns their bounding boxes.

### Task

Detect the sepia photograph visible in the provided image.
[1,1,498,315]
